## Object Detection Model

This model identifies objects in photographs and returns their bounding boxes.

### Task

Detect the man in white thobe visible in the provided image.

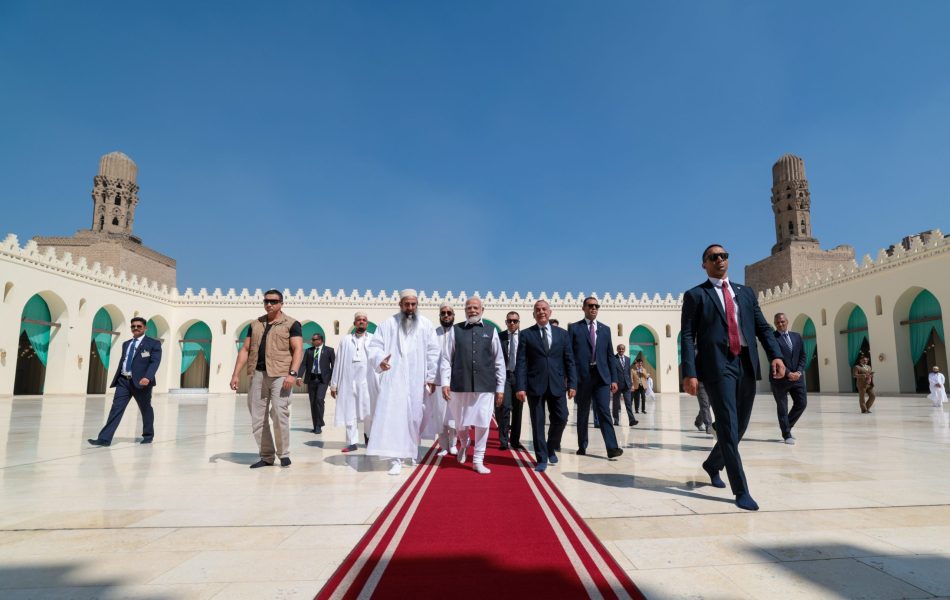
[330,312,375,453]
[440,297,506,475]
[367,289,440,476]
[422,303,458,457]
[930,366,948,407]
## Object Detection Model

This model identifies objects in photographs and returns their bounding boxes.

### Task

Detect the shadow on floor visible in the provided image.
[563,471,736,505]
[208,451,259,465]
[0,563,176,599]
[305,440,348,450]
[323,454,394,472]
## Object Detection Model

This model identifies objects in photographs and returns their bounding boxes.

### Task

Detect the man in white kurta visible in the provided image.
[930,366,948,407]
[440,297,506,474]
[330,312,375,452]
[367,289,440,475]
[422,303,458,457]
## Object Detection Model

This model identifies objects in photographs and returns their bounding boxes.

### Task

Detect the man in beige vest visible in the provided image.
[230,289,303,468]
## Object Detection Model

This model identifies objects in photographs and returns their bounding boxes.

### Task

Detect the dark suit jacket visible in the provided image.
[301,345,335,384]
[499,329,518,370]
[568,320,619,386]
[110,335,162,389]
[770,330,806,384]
[515,324,577,397]
[680,279,782,383]
[614,354,633,391]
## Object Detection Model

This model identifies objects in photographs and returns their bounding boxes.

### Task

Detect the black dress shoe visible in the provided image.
[364,434,370,444]
[512,443,526,451]
[140,438,153,444]
[498,445,509,451]
[279,457,291,467]
[613,421,620,426]
[576,448,586,456]
[249,460,274,469]
[631,419,639,426]
[607,447,624,459]
[87,438,111,447]
[702,461,726,488]
[314,427,322,434]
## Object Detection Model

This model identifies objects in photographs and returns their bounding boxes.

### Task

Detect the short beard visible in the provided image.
[440,317,454,328]
[355,326,367,334]
[466,315,481,325]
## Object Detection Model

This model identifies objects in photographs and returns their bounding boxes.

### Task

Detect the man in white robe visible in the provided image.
[330,312,375,452]
[930,366,948,407]
[421,303,458,457]
[367,289,440,476]
[440,297,506,474]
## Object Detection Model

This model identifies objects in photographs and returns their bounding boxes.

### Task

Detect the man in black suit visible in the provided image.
[612,344,637,426]
[298,333,335,434]
[770,313,807,445]
[88,317,162,446]
[569,297,623,459]
[496,311,525,451]
[515,300,577,472]
[681,244,785,511]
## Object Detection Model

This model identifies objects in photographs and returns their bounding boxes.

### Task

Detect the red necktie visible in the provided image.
[722,282,741,356]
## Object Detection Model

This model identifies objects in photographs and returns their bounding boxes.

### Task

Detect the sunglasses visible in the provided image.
[706,252,730,262]
[439,311,454,316]
[506,319,519,324]
[130,325,145,329]
[263,298,281,305]
[585,304,600,310]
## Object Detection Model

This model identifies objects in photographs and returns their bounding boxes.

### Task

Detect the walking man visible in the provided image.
[681,245,784,510]
[230,289,303,468]
[632,357,649,414]
[569,297,623,459]
[440,297,506,474]
[612,344,636,426]
[367,289,440,476]
[770,312,807,444]
[88,317,162,446]
[298,333,334,434]
[329,312,375,452]
[515,300,577,472]
[422,303,457,456]
[497,311,526,450]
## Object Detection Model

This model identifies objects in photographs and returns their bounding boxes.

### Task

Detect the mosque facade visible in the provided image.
[1,153,945,398]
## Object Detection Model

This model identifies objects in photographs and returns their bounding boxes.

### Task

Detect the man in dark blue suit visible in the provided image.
[496,311,525,451]
[569,297,623,459]
[515,300,577,472]
[681,245,785,511]
[770,313,807,445]
[88,317,163,446]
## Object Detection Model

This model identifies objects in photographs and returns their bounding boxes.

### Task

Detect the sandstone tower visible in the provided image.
[745,154,854,294]
[34,152,176,288]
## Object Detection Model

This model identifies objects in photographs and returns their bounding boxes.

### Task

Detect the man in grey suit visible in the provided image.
[611,344,637,426]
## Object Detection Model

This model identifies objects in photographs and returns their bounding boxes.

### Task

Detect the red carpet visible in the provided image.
[316,424,645,600]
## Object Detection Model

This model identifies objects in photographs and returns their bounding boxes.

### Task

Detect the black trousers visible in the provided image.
[575,366,619,452]
[527,392,568,464]
[98,377,154,442]
[633,386,647,412]
[611,389,634,424]
[494,373,523,447]
[703,348,756,496]
[308,376,329,429]
[770,380,807,439]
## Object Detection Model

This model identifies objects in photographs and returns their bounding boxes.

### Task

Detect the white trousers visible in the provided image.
[346,417,372,446]
[459,425,489,463]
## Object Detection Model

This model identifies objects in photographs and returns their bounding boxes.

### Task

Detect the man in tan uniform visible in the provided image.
[230,289,303,468]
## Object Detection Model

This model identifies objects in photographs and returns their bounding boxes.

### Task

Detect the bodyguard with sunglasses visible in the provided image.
[680,245,785,511]
[88,317,162,446]
[496,311,525,451]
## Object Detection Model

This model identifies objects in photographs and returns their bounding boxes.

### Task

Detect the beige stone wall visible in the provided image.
[34,234,176,288]
[745,244,855,294]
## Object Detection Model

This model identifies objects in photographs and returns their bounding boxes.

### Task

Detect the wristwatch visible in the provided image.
[289,370,298,377]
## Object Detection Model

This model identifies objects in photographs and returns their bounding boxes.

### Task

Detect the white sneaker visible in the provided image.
[784,436,796,445]
[437,449,448,457]
[388,459,402,476]
[448,446,458,456]
[473,462,491,474]
[410,457,419,466]
[457,444,468,464]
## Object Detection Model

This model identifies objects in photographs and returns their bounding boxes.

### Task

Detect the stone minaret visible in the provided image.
[770,153,818,254]
[91,152,139,237]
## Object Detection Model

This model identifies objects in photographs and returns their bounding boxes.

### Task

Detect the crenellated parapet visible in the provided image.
[3,232,682,310]
[759,229,947,304]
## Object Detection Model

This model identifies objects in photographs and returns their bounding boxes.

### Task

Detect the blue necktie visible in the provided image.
[124,339,137,373]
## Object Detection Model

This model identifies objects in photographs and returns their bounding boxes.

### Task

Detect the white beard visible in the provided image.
[398,312,418,356]
[466,315,481,325]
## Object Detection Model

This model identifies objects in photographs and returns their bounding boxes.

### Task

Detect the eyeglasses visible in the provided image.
[585,304,600,310]
[311,339,320,342]
[506,319,519,324]
[263,298,281,305]
[130,325,145,330]
[439,311,454,316]
[706,252,730,262]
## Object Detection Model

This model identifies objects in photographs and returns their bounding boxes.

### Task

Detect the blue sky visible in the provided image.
[2,1,948,295]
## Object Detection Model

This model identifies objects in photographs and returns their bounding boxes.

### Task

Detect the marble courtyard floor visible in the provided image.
[1,390,948,600]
